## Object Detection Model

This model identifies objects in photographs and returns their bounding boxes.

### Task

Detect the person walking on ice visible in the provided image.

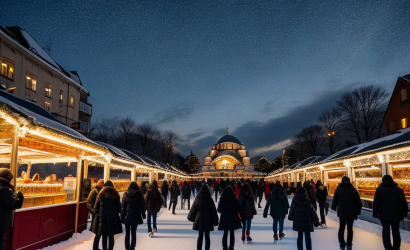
[263,181,289,242]
[238,182,256,243]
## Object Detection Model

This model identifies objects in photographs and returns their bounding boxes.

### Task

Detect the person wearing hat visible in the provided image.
[373,174,408,250]
[87,179,104,231]
[0,168,24,250]
[331,176,362,250]
[92,181,122,250]
[315,180,328,228]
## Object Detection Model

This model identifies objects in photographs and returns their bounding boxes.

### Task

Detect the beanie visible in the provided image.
[341,176,350,183]
[382,175,393,182]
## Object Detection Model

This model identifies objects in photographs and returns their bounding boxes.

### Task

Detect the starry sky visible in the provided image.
[1,0,410,163]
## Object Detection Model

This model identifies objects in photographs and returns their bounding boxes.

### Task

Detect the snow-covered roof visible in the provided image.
[0,26,88,94]
[95,141,132,160]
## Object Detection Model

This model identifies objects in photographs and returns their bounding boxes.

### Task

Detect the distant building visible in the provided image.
[281,146,297,168]
[383,74,410,135]
[0,25,92,136]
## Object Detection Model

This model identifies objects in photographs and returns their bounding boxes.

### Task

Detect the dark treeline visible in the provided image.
[291,85,389,160]
[90,117,182,167]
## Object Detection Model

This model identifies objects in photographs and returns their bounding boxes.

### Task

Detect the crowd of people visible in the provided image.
[0,167,408,250]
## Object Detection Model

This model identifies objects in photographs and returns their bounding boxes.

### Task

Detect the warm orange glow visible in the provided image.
[402,118,407,129]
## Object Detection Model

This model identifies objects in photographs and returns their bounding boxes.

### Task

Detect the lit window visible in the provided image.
[26,73,37,91]
[45,101,51,111]
[1,58,14,80]
[390,121,396,131]
[70,95,75,107]
[401,89,407,102]
[59,90,63,104]
[45,83,52,98]
[402,118,407,129]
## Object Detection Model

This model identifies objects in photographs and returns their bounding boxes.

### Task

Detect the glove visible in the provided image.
[16,191,24,200]
[143,214,146,219]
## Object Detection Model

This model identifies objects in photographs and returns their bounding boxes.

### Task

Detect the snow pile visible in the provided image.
[38,230,95,250]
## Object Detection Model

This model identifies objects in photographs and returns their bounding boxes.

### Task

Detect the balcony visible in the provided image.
[79,101,92,115]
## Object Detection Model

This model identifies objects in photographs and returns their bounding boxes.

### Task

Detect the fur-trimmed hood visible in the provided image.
[97,186,119,200]
[0,177,13,189]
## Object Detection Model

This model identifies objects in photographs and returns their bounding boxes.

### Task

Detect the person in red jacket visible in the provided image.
[264,182,270,201]
[234,181,241,199]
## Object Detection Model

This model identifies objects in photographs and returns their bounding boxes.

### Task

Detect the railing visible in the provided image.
[79,101,92,115]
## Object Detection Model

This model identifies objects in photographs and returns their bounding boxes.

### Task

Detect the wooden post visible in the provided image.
[131,168,136,182]
[10,126,19,227]
[26,162,32,179]
[83,160,89,179]
[149,172,153,184]
[74,158,83,233]
[104,162,110,183]
[380,154,387,176]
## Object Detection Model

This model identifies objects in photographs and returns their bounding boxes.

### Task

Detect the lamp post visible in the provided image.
[327,131,335,154]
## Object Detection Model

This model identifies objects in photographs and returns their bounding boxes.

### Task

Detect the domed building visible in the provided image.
[201,127,260,177]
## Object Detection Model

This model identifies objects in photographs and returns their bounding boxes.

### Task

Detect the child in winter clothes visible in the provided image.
[288,187,319,250]
[237,183,257,242]
[263,183,289,241]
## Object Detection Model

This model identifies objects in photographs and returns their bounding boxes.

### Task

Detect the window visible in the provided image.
[45,83,52,98]
[45,101,51,111]
[80,121,89,132]
[390,121,396,131]
[402,118,407,129]
[25,92,36,103]
[401,89,407,102]
[1,58,14,80]
[26,73,37,91]
[59,90,64,104]
[70,95,75,107]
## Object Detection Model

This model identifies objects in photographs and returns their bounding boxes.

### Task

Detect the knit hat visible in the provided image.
[382,175,393,182]
[341,176,350,183]
[104,180,114,187]
[296,187,307,194]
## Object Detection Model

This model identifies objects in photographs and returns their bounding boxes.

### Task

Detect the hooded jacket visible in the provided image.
[170,182,181,201]
[93,186,123,236]
[121,182,145,225]
[217,187,242,231]
[181,182,191,199]
[87,186,102,213]
[192,187,219,232]
[263,185,289,218]
[161,181,169,196]
[303,181,317,201]
[145,184,163,213]
[331,182,362,219]
[0,177,23,230]
[288,189,318,232]
[315,183,328,202]
[373,180,408,221]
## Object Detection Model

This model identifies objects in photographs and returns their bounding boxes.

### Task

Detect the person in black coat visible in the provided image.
[373,175,408,250]
[161,180,169,208]
[257,180,264,208]
[288,187,319,250]
[315,180,328,227]
[181,181,191,209]
[303,181,317,211]
[92,181,123,250]
[145,181,163,236]
[237,183,256,242]
[169,180,180,214]
[0,169,24,250]
[121,182,145,250]
[87,179,104,231]
[217,186,242,250]
[263,183,289,241]
[191,185,219,250]
[331,176,362,250]
[213,181,221,202]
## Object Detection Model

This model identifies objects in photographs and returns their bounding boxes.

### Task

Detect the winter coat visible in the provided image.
[220,181,226,190]
[234,184,241,199]
[303,181,317,201]
[263,188,289,218]
[145,187,162,213]
[181,184,191,199]
[373,180,408,221]
[331,182,362,219]
[238,194,256,220]
[192,188,219,232]
[288,193,318,232]
[161,182,169,197]
[257,183,264,197]
[121,188,145,225]
[264,183,270,201]
[87,186,102,213]
[0,178,23,230]
[170,185,180,202]
[217,187,242,231]
[214,183,221,192]
[92,186,123,236]
[316,185,328,202]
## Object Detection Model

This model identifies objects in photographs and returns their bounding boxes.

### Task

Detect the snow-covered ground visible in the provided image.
[40,195,410,250]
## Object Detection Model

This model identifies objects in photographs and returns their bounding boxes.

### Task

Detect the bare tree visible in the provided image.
[291,124,325,160]
[90,122,115,143]
[136,123,161,156]
[112,117,137,151]
[337,92,362,144]
[161,130,179,164]
[319,107,342,154]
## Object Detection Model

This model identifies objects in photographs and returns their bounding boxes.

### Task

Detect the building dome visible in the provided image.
[217,135,242,145]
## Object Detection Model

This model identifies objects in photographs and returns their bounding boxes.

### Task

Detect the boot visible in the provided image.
[258,204,262,208]
[346,247,352,250]
[273,235,278,241]
[229,247,234,250]
[241,235,245,242]
[246,230,252,242]
[223,248,228,250]
[339,243,345,250]
[279,233,285,240]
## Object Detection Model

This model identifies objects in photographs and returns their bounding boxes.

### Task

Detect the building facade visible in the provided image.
[383,74,410,135]
[0,25,92,136]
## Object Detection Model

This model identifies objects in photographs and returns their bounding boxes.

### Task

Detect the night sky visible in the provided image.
[1,0,410,162]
